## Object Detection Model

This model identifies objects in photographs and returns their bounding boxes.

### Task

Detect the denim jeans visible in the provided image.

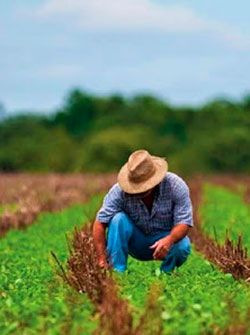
[106,211,191,272]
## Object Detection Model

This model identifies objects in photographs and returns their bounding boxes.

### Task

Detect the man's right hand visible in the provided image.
[98,256,109,269]
[93,219,109,269]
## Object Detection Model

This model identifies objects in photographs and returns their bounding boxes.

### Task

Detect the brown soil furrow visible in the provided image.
[0,173,116,236]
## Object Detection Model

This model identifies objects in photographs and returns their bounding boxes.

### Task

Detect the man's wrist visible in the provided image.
[164,234,175,245]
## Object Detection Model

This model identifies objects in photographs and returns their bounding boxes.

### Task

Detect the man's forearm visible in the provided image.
[169,223,191,244]
[92,219,107,260]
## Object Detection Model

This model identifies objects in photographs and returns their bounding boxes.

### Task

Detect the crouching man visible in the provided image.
[92,149,193,273]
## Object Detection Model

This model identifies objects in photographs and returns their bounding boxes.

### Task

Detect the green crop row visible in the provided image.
[116,250,250,334]
[115,183,250,334]
[0,196,102,335]
[1,189,250,335]
[200,184,250,247]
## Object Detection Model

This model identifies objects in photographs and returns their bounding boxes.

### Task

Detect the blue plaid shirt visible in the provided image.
[96,172,193,235]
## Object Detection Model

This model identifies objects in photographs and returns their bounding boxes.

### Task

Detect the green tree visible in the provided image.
[81,126,171,172]
[51,89,96,137]
[207,127,250,172]
[0,116,79,172]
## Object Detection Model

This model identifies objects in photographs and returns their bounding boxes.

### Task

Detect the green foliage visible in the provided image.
[207,128,250,172]
[200,184,250,246]
[0,102,6,120]
[116,251,250,335]
[0,196,103,334]
[1,89,250,173]
[169,145,209,176]
[52,89,97,137]
[81,126,171,172]
[0,116,79,172]
[0,192,250,334]
[123,252,250,334]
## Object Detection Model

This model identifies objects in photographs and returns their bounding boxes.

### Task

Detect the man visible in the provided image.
[93,149,193,273]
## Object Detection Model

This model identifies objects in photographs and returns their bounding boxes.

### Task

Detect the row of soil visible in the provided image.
[0,173,115,236]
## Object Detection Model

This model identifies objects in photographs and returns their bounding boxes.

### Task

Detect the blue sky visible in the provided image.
[1,0,250,114]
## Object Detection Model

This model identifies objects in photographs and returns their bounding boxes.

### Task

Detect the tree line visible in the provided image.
[0,89,249,174]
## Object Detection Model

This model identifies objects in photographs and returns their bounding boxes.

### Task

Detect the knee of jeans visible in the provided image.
[109,212,133,232]
[110,211,128,224]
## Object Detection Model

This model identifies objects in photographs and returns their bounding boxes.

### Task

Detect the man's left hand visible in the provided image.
[150,235,174,260]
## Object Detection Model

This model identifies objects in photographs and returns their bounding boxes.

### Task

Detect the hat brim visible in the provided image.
[117,156,168,194]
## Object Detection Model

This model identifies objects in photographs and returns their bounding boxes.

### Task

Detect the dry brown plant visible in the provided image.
[188,177,250,281]
[67,226,108,304]
[66,223,164,335]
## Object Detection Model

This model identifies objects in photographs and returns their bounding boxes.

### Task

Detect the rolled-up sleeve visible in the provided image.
[96,183,123,224]
[173,179,193,227]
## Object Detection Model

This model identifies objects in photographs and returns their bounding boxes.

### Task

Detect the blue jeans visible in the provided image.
[106,211,191,273]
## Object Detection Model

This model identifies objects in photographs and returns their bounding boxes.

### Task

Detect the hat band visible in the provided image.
[128,166,156,183]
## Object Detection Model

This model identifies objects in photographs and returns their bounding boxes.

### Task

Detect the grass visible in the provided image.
[0,188,250,335]
[0,195,102,335]
[116,250,250,335]
[201,184,250,247]
[114,183,250,334]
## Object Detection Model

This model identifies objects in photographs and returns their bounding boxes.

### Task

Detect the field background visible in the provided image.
[1,1,250,334]
[0,174,249,334]
[1,50,250,335]
[0,90,249,175]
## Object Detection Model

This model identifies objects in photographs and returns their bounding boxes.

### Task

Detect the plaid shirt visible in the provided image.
[96,172,193,235]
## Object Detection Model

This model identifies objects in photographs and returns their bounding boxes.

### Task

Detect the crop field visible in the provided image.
[0,174,250,335]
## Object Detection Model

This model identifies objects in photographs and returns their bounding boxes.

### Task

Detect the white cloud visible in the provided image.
[34,0,210,32]
[31,0,250,50]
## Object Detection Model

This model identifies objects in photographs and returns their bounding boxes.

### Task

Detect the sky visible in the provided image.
[1,0,250,114]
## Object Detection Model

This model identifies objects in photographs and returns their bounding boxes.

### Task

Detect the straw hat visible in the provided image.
[117,150,168,194]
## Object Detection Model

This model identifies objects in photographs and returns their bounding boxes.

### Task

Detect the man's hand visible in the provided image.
[150,224,190,260]
[150,235,174,260]
[93,219,109,269]
[98,255,109,269]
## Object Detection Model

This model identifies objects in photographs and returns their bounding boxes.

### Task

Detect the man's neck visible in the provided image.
[141,188,156,213]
